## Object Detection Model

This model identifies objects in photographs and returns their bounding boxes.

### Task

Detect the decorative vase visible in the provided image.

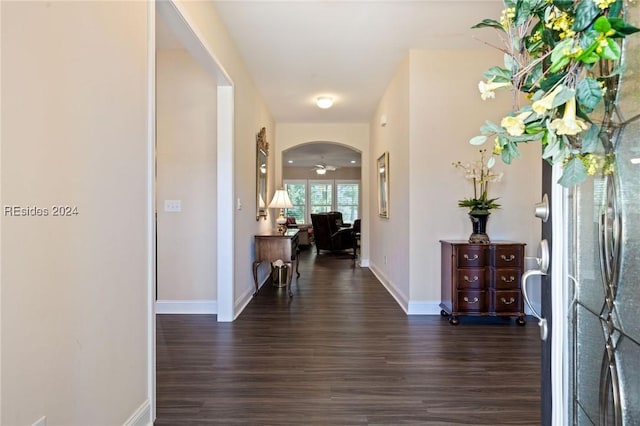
[468,212,490,244]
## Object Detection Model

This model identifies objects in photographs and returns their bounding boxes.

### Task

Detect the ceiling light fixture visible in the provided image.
[316,96,334,109]
[315,168,327,175]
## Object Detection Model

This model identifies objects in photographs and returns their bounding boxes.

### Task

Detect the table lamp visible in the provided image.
[268,189,293,234]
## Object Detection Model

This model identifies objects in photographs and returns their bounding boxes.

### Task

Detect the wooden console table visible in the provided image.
[253,229,299,297]
[440,240,526,325]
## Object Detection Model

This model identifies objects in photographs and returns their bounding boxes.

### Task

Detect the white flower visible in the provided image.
[500,111,532,136]
[549,97,590,135]
[478,79,511,100]
[532,85,564,115]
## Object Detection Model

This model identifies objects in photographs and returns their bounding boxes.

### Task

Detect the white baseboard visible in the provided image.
[368,262,409,314]
[358,258,370,267]
[407,300,441,315]
[233,285,256,320]
[155,299,216,314]
[123,399,151,426]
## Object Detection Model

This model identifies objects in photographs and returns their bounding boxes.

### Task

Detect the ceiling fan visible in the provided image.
[312,162,337,175]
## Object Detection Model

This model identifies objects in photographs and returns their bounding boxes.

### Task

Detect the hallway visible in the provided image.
[155,248,541,425]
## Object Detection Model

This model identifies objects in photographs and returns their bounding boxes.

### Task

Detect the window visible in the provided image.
[336,181,359,223]
[284,179,361,224]
[310,182,332,214]
[284,181,306,223]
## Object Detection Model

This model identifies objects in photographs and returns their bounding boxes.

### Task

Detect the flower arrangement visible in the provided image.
[469,0,639,187]
[453,149,503,214]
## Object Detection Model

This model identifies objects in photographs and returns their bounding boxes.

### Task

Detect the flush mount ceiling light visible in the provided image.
[316,96,334,109]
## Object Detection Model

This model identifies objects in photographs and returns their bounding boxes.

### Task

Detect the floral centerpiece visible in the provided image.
[469,0,639,187]
[453,149,503,214]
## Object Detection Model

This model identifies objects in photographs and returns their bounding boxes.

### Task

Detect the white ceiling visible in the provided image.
[157,1,504,166]
[211,0,504,123]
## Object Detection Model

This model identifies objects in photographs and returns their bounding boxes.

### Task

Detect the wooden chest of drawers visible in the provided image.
[440,240,526,325]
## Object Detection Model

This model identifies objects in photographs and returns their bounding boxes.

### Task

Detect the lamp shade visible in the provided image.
[268,189,293,209]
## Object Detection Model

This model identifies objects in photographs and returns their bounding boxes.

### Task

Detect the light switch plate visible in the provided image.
[164,200,181,212]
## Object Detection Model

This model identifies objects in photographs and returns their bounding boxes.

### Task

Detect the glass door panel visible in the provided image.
[564,2,640,424]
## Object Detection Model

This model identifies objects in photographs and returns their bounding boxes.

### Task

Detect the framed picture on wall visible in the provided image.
[377,152,389,218]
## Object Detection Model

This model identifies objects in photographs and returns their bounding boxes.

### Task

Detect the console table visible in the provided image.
[253,229,299,297]
[440,240,526,325]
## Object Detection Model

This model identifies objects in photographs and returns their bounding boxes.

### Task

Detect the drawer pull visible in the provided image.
[501,276,516,283]
[463,254,479,260]
[463,275,479,282]
[501,254,516,262]
[463,296,479,304]
[501,297,516,305]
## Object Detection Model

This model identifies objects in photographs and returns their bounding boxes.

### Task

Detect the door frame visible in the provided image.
[541,160,570,425]
[149,0,236,419]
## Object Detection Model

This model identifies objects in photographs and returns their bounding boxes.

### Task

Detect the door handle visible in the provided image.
[522,269,548,340]
[535,193,549,222]
[522,239,550,341]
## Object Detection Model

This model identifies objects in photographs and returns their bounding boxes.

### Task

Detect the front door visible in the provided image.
[541,2,640,424]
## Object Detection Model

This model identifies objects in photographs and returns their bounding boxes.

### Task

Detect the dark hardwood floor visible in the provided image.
[155,247,541,425]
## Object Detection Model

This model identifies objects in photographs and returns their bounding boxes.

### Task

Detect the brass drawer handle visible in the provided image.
[501,254,516,261]
[501,276,516,283]
[501,297,516,305]
[463,275,479,282]
[463,254,479,260]
[463,296,479,304]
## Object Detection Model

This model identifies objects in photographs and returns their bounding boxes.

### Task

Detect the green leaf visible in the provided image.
[593,16,612,33]
[580,51,601,64]
[609,18,640,36]
[469,135,488,146]
[552,87,576,109]
[576,33,599,62]
[576,77,602,113]
[558,157,588,187]
[572,0,600,32]
[540,72,566,92]
[472,19,505,31]
[501,141,522,165]
[609,0,623,17]
[541,28,557,47]
[481,120,503,134]
[600,38,621,61]
[482,66,512,83]
[549,39,573,73]
[549,55,571,74]
[542,135,563,161]
[580,124,600,153]
[523,61,544,92]
[506,132,545,143]
[514,0,539,27]
[552,0,574,11]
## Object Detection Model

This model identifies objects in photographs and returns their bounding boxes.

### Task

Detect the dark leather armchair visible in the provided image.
[310,212,355,257]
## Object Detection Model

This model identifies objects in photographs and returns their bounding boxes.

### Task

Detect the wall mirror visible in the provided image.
[256,127,269,220]
[377,152,389,218]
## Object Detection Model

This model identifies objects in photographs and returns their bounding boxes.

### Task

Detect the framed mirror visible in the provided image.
[377,152,389,218]
[256,127,268,220]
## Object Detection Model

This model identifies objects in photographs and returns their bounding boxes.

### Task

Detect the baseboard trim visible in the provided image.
[368,262,409,314]
[155,300,217,314]
[358,258,370,267]
[407,300,441,315]
[123,399,151,426]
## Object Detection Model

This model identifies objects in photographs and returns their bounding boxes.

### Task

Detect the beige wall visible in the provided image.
[1,1,150,424]
[369,55,412,304]
[156,49,217,303]
[275,123,370,262]
[174,1,275,309]
[370,49,542,313]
